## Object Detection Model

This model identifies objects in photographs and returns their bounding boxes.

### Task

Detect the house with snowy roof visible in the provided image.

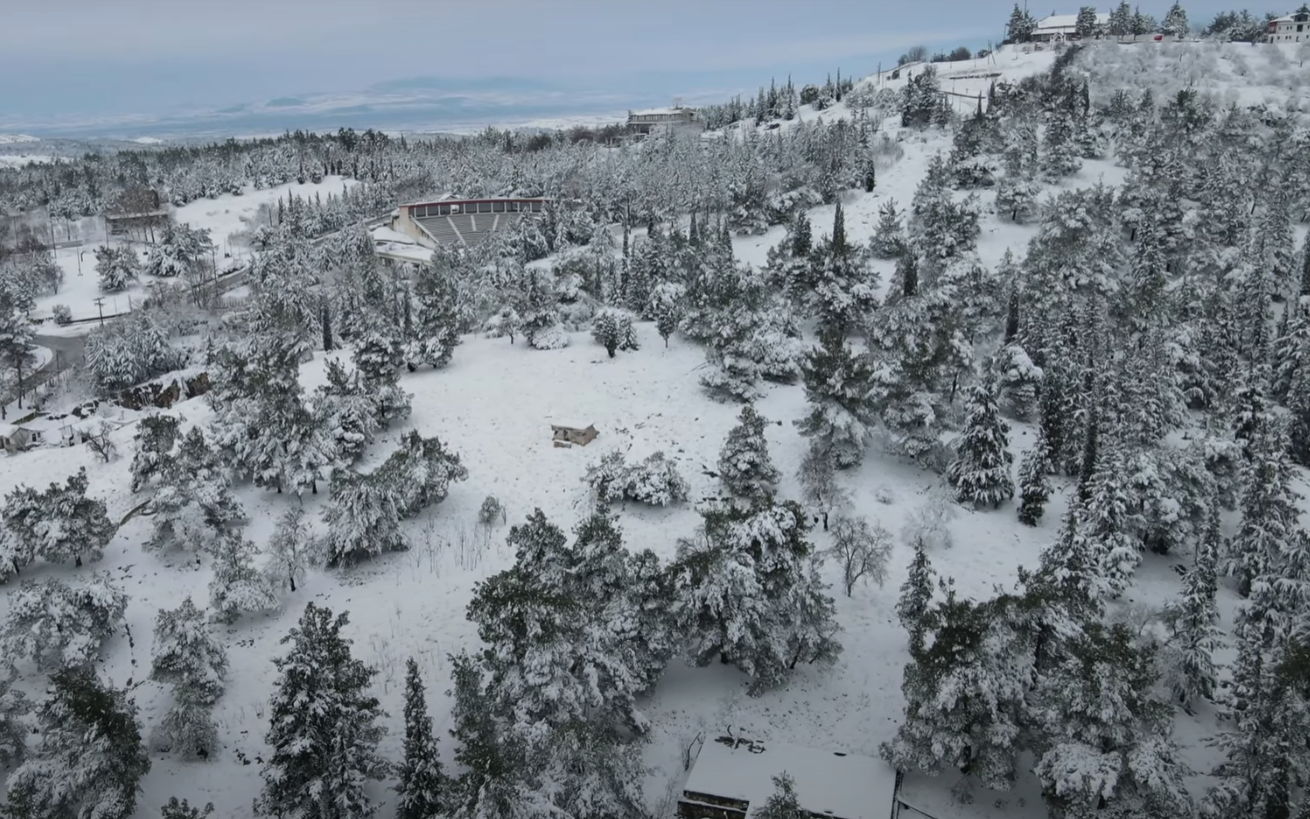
[1031,12,1111,42]
[1267,7,1310,42]
[676,736,898,819]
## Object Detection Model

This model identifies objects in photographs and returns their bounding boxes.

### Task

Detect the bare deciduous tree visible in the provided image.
[829,515,893,596]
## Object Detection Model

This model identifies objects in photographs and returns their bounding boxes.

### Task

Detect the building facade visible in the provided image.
[1268,8,1310,41]
[626,107,703,138]
[1031,12,1111,42]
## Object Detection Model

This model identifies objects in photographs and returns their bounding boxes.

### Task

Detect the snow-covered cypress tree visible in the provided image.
[150,598,228,759]
[946,383,1015,508]
[896,541,935,654]
[4,667,150,819]
[1017,436,1053,526]
[258,604,389,819]
[795,329,877,468]
[718,404,781,501]
[395,658,445,819]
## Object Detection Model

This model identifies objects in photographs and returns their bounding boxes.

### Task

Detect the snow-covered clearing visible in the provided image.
[171,175,360,259]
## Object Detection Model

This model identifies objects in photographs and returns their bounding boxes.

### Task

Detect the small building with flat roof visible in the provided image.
[677,736,898,819]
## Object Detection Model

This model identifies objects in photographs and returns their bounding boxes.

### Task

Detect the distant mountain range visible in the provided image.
[0,74,732,142]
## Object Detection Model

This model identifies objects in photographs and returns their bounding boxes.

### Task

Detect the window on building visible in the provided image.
[480,202,493,213]
[493,201,506,212]
[439,204,451,215]
[507,202,518,212]
[413,206,427,218]
[532,201,543,212]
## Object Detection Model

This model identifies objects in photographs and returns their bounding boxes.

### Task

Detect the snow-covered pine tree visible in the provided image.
[1161,1,1189,36]
[1031,623,1192,818]
[95,245,139,293]
[147,428,243,555]
[795,329,877,468]
[591,307,640,358]
[376,430,469,518]
[259,603,389,819]
[0,662,31,771]
[263,506,320,594]
[1075,5,1102,37]
[406,257,461,369]
[805,202,879,337]
[312,358,379,465]
[1227,416,1299,598]
[1,574,128,670]
[1016,436,1053,526]
[353,326,412,427]
[946,382,1015,509]
[647,281,684,347]
[718,404,781,501]
[1162,509,1220,711]
[869,198,904,259]
[3,667,150,819]
[395,658,445,819]
[753,774,807,819]
[130,414,181,492]
[669,499,841,694]
[882,586,1035,791]
[207,533,279,624]
[323,469,407,566]
[3,468,116,569]
[150,598,228,759]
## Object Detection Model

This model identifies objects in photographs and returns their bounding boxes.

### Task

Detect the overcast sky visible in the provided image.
[1,0,1242,120]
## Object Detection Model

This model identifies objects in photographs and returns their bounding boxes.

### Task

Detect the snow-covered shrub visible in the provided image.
[901,490,955,551]
[874,484,896,505]
[2,574,128,670]
[51,304,72,325]
[478,495,505,526]
[530,323,571,350]
[591,308,639,358]
[585,450,690,506]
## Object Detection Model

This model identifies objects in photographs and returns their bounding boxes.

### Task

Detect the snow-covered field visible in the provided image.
[171,175,359,258]
[2,37,1310,818]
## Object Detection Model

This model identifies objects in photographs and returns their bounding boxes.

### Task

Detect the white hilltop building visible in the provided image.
[1031,11,1111,42]
[1267,7,1310,42]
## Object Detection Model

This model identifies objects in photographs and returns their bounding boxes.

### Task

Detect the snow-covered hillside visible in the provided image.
[1,36,1310,819]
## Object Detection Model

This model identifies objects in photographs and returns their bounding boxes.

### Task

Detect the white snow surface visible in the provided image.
[0,133,39,144]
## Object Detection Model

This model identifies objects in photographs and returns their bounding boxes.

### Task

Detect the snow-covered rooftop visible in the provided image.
[1036,12,1110,30]
[682,738,896,819]
[629,107,695,117]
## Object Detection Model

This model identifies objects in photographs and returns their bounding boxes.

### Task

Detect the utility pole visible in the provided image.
[93,297,105,326]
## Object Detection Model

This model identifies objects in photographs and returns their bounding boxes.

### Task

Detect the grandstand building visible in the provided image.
[389,195,548,250]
